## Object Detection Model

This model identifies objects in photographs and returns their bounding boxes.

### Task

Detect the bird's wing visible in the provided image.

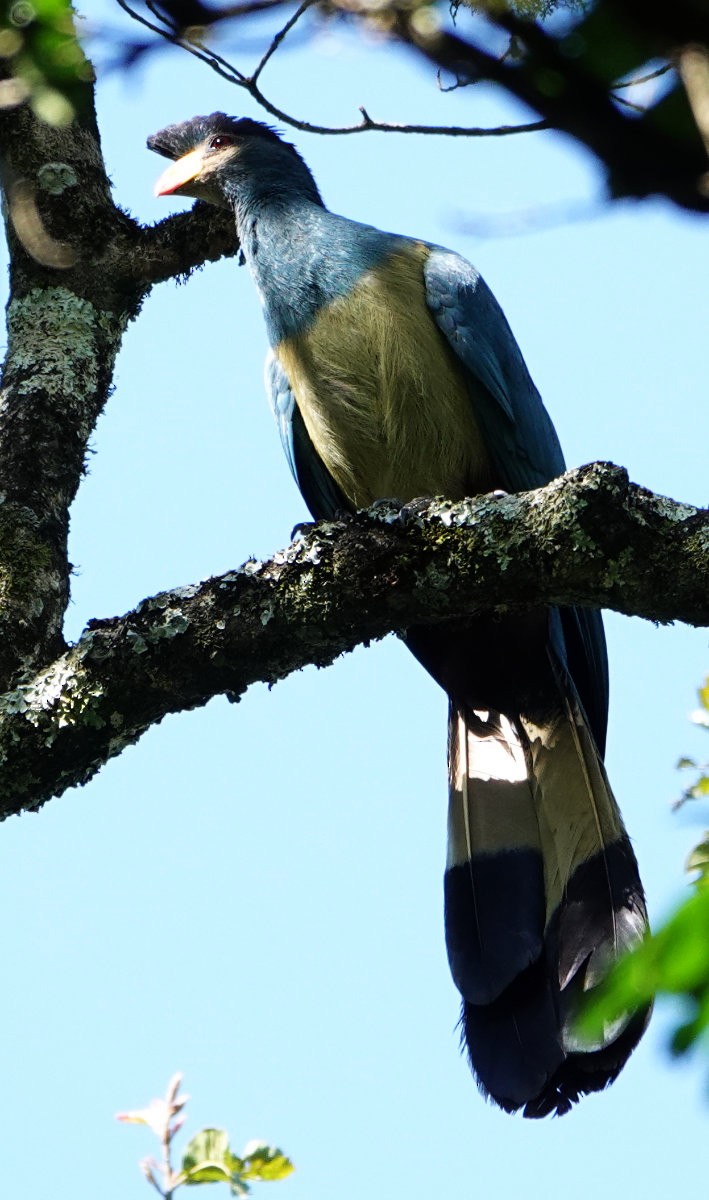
[424,247,565,490]
[424,247,609,749]
[265,351,349,519]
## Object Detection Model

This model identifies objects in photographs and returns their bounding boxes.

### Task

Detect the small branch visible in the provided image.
[127,205,239,286]
[0,463,706,818]
[613,62,673,91]
[116,0,548,139]
[214,0,289,16]
[249,0,315,85]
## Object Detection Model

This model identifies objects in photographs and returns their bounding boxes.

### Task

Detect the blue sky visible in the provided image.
[1,6,708,1199]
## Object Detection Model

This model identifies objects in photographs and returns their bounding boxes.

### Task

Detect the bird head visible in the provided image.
[148,113,322,210]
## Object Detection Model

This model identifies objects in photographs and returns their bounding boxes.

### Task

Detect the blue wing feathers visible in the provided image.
[265,351,349,518]
[425,248,565,491]
[265,352,298,482]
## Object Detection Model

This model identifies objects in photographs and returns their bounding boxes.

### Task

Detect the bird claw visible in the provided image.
[290,518,317,540]
[400,496,432,519]
[291,507,352,540]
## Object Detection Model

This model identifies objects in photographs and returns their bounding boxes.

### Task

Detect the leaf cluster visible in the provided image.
[178,1129,294,1197]
[0,0,91,123]
[118,1075,293,1198]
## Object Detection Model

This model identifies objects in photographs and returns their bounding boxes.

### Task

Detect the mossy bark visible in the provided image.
[0,463,705,818]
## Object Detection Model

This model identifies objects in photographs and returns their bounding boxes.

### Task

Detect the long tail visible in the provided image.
[445,666,649,1118]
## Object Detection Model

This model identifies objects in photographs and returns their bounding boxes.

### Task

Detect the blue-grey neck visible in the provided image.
[219,143,397,345]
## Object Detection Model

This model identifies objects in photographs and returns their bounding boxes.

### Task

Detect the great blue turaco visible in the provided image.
[149,113,649,1118]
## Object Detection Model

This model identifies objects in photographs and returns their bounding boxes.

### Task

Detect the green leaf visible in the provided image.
[579,887,709,1054]
[183,1164,234,1185]
[0,0,92,123]
[687,837,709,884]
[240,1143,294,1183]
[181,1129,234,1185]
[178,1130,293,1191]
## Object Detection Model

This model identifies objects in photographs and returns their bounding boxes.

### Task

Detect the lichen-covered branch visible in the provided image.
[0,462,706,819]
[0,85,138,686]
[128,205,238,286]
[0,66,238,691]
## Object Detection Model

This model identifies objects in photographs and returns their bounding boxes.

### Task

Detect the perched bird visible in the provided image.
[149,114,649,1117]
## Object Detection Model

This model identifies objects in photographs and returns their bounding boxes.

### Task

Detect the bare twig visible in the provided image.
[249,0,315,84]
[610,92,646,114]
[613,61,673,90]
[115,0,549,138]
[610,60,674,115]
[213,0,288,15]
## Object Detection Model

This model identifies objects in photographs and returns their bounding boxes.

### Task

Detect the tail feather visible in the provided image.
[461,959,564,1113]
[445,683,649,1117]
[445,708,544,1003]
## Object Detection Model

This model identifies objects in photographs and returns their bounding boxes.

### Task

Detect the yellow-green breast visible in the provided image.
[276,242,496,508]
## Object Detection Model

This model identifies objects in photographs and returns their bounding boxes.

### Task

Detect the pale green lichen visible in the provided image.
[126,629,148,654]
[300,542,323,565]
[600,548,634,589]
[37,162,78,194]
[418,563,451,591]
[170,583,201,601]
[5,288,125,429]
[654,498,697,522]
[143,609,190,641]
[0,507,56,622]
[570,530,599,555]
[0,651,106,745]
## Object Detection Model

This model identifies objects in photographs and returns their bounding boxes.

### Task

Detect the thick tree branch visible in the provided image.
[0,77,143,686]
[0,84,237,688]
[390,9,709,213]
[0,462,706,819]
[129,205,238,285]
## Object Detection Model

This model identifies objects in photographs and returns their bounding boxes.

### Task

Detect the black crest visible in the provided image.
[147,113,283,160]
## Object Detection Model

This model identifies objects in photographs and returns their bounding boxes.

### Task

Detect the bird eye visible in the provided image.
[209,135,233,151]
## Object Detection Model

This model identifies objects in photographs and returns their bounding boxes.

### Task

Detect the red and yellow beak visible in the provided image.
[153,148,205,197]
